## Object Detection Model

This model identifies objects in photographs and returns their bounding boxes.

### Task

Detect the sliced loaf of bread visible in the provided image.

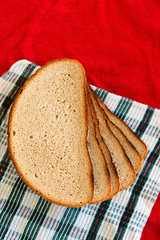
[88,87,135,191]
[107,119,142,172]
[88,94,120,199]
[89,87,142,172]
[93,88,147,159]
[87,96,111,204]
[8,59,94,208]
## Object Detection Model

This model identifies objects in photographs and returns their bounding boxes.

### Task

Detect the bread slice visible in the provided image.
[88,95,120,199]
[8,59,94,208]
[92,88,147,159]
[87,96,111,204]
[88,86,135,190]
[88,88,142,172]
[106,119,142,172]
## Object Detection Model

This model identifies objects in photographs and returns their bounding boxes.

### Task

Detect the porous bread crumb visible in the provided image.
[8,59,94,207]
[88,87,135,190]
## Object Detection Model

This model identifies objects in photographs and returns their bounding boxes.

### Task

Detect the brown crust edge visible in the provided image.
[8,59,94,208]
[88,86,135,191]
[88,86,120,200]
[90,87,148,159]
[106,118,142,172]
[87,92,111,204]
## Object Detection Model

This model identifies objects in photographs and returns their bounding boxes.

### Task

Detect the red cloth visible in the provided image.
[0,1,160,239]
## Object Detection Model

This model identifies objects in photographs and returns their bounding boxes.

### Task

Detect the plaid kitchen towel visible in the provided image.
[0,60,160,240]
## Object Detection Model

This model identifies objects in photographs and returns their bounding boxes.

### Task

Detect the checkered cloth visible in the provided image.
[0,60,160,240]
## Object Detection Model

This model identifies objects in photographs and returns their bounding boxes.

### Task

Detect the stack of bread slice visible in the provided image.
[8,59,147,208]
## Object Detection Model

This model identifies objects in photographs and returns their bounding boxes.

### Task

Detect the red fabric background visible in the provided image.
[0,1,160,239]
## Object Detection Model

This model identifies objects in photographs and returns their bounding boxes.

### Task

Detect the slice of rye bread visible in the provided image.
[8,59,94,208]
[90,88,147,159]
[88,94,120,199]
[88,86,135,191]
[89,87,142,172]
[107,119,142,172]
[87,96,111,204]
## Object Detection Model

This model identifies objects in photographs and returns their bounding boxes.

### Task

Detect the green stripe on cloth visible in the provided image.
[52,208,76,239]
[0,178,27,239]
[113,97,133,120]
[52,208,71,239]
[113,138,160,240]
[98,88,109,102]
[53,208,81,240]
[21,198,51,240]
[62,208,81,239]
[95,88,102,96]
[0,63,36,125]
[86,200,111,239]
[136,106,154,137]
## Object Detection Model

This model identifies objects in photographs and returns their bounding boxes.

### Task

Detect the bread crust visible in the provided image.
[8,59,94,208]
[87,93,111,204]
[106,118,142,172]
[88,86,135,191]
[88,91,120,200]
[90,87,147,159]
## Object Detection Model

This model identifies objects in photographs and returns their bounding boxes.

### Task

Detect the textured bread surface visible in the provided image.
[107,119,142,172]
[87,97,111,204]
[93,89,147,159]
[89,95,120,199]
[89,87,142,172]
[8,59,94,208]
[88,87,135,190]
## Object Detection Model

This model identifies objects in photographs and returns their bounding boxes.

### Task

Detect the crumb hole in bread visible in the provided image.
[35,173,38,178]
[29,135,33,139]
[62,100,65,103]
[13,131,16,136]
[73,109,76,112]
[19,89,23,94]
[68,74,71,77]
[56,115,58,119]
